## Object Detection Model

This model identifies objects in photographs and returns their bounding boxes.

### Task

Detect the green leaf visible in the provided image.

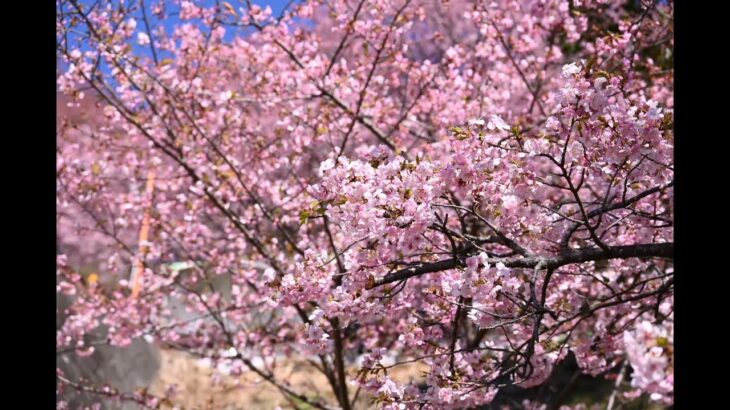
[168,261,195,272]
[299,210,310,225]
[449,126,470,140]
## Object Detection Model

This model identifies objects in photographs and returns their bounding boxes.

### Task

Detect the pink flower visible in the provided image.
[545,116,561,131]
[57,281,76,296]
[137,32,150,46]
[378,378,401,398]
[487,115,510,131]
[562,62,581,77]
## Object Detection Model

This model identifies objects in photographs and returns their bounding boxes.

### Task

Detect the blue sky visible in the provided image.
[254,0,297,16]
[140,0,303,44]
[60,1,303,72]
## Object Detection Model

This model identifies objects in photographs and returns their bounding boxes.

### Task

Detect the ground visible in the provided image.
[148,348,427,410]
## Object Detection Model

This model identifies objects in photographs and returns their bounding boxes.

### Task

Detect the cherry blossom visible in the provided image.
[57,0,673,408]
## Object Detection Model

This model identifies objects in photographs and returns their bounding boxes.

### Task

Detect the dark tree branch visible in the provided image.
[368,242,673,288]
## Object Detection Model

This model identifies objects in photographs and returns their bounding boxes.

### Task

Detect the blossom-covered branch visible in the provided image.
[57,0,673,408]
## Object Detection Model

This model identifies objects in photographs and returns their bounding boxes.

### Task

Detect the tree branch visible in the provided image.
[368,242,672,288]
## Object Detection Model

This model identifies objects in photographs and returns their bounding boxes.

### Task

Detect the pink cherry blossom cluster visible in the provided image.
[57,0,673,408]
[623,319,673,404]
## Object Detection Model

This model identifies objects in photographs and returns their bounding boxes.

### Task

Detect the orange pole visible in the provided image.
[131,170,156,299]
